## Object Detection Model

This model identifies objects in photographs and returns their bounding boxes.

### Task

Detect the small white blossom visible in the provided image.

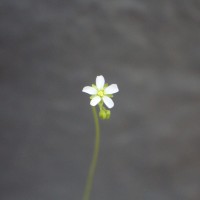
[82,75,119,109]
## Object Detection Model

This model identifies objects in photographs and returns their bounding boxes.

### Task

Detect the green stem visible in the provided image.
[82,106,100,200]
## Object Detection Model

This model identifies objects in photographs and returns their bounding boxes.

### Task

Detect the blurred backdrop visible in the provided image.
[0,0,200,200]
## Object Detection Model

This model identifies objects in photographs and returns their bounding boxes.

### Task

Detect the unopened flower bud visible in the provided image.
[99,110,107,120]
[105,110,111,119]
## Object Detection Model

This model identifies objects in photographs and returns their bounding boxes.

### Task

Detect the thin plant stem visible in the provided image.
[82,106,100,200]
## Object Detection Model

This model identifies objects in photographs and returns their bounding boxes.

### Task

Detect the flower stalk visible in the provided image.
[82,106,100,200]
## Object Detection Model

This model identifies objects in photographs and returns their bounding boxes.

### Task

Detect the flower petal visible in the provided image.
[96,75,105,90]
[82,86,97,95]
[104,84,119,94]
[103,96,114,108]
[90,96,101,106]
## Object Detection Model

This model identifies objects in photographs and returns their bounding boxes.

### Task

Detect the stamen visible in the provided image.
[98,90,104,97]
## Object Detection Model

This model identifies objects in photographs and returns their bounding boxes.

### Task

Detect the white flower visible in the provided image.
[82,75,119,109]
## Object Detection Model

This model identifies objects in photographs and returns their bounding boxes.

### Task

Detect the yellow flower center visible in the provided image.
[98,90,104,97]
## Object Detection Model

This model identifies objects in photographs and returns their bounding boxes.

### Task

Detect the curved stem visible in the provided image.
[82,106,100,200]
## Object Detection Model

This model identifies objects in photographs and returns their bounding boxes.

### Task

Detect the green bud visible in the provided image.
[99,110,107,120]
[105,110,111,119]
[99,109,111,120]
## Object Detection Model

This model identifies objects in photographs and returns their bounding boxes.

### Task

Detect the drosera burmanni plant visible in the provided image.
[82,75,119,200]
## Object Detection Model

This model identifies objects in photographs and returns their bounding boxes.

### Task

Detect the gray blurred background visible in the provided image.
[0,0,200,200]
